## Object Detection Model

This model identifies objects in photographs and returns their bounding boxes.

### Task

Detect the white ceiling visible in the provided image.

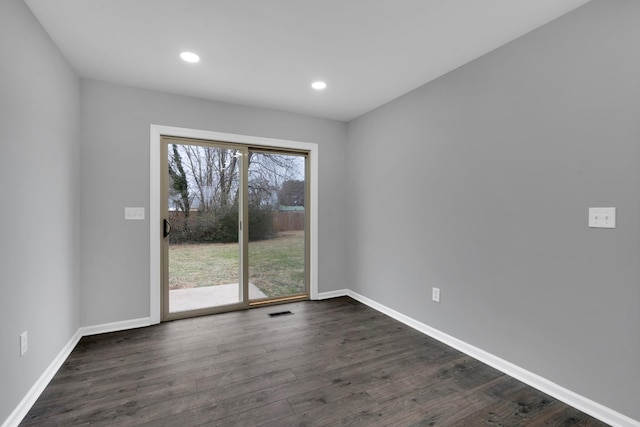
[25,0,591,121]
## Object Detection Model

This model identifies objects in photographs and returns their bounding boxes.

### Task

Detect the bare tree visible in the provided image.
[168,144,304,242]
[172,146,301,211]
[174,145,242,211]
[248,152,301,207]
[278,180,305,206]
[168,144,190,215]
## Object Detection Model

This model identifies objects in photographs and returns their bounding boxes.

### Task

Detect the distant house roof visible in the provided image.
[279,205,305,211]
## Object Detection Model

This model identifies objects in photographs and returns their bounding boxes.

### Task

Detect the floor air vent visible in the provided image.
[268,310,293,318]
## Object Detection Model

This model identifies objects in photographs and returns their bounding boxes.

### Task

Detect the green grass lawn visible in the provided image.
[169,231,305,298]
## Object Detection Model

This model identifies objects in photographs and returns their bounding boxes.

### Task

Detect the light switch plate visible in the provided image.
[125,207,145,220]
[432,287,441,303]
[20,331,28,356]
[588,207,615,228]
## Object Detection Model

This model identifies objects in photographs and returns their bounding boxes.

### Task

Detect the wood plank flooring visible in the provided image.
[20,297,608,426]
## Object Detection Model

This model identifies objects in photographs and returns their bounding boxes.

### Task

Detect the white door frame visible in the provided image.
[149,124,319,325]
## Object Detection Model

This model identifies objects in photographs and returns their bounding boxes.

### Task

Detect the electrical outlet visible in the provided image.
[20,331,28,356]
[432,287,441,303]
[588,207,616,228]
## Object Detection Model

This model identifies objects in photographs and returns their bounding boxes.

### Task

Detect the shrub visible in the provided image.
[169,205,274,244]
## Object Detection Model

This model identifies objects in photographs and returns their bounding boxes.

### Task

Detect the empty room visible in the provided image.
[1,0,639,426]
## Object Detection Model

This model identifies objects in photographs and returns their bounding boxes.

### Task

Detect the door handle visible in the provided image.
[163,219,172,238]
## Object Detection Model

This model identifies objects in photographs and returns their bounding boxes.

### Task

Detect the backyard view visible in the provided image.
[169,230,305,297]
[165,140,306,313]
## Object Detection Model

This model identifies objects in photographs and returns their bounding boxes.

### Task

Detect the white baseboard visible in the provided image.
[3,317,151,427]
[2,329,82,427]
[78,317,151,336]
[346,290,639,427]
[313,289,348,300]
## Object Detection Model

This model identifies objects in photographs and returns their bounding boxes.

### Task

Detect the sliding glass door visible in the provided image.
[161,137,308,320]
[247,150,308,305]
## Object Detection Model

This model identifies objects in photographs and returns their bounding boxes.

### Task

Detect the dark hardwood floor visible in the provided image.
[21,297,607,426]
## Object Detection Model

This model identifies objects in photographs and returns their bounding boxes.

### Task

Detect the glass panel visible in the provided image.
[166,142,242,313]
[248,151,306,301]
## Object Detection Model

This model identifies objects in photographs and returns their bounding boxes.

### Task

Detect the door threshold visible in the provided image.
[249,294,309,307]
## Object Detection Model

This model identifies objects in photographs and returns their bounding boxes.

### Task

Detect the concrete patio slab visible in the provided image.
[169,283,267,312]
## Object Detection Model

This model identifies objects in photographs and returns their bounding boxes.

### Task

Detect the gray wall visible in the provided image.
[0,0,81,422]
[79,80,348,326]
[347,0,640,419]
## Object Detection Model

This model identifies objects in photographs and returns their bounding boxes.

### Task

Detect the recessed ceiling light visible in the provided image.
[180,51,200,63]
[311,81,327,90]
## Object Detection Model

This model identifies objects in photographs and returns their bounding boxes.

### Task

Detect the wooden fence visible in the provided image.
[272,211,304,232]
